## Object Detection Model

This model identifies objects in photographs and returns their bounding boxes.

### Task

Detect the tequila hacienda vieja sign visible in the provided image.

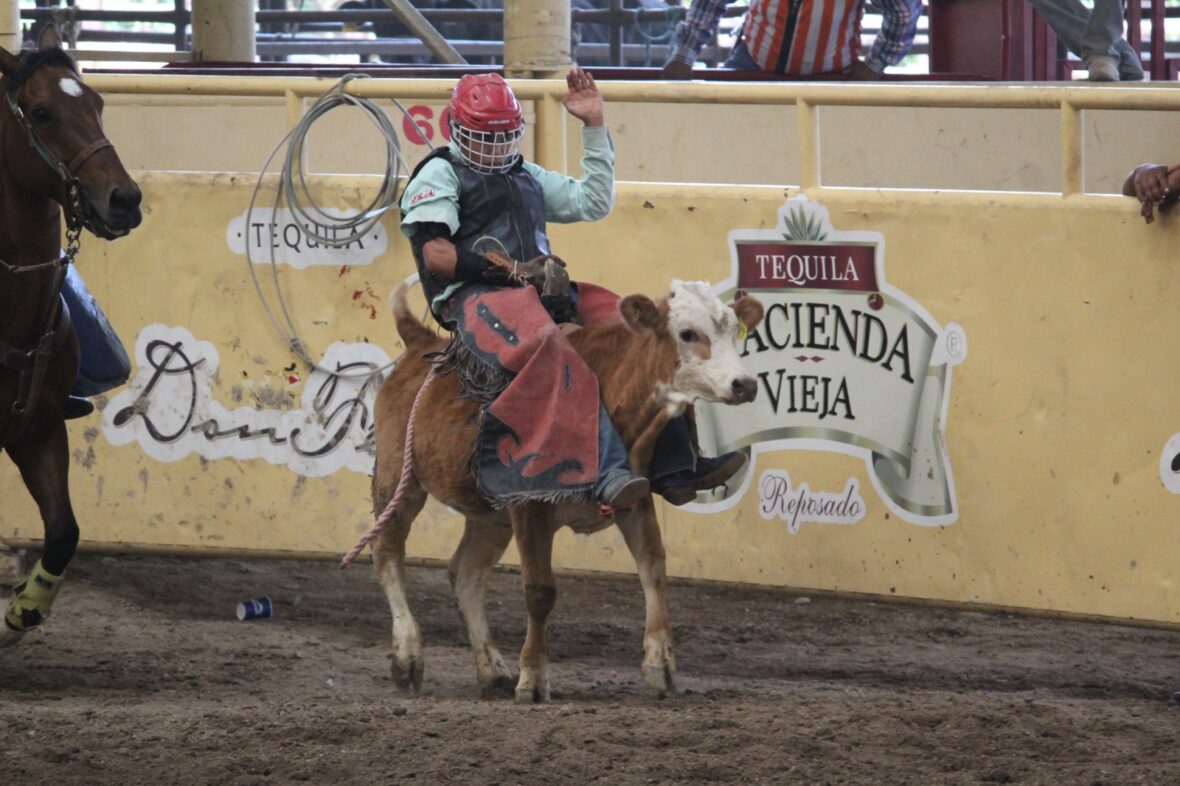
[695,197,967,526]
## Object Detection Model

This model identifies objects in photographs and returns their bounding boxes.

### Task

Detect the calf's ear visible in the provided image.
[731,293,764,332]
[619,294,666,334]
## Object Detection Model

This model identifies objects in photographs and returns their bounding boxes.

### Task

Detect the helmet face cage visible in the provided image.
[450,118,523,174]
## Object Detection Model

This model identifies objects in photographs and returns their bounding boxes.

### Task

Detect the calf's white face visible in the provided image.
[665,280,760,405]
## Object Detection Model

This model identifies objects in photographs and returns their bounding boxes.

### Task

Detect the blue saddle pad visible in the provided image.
[62,265,131,397]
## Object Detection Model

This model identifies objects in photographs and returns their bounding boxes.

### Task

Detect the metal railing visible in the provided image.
[23,3,909,68]
[24,4,699,66]
[82,72,1180,198]
[20,3,1180,77]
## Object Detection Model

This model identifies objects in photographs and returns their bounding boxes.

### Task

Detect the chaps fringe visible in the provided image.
[427,336,512,403]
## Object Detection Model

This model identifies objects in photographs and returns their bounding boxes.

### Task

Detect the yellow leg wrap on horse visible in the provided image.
[4,560,65,633]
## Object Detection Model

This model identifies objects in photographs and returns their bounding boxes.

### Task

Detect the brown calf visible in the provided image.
[369,279,763,702]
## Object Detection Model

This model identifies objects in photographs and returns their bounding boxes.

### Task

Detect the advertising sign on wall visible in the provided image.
[103,325,390,478]
[695,197,967,527]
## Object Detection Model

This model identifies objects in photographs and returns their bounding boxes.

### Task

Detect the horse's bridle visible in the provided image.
[6,77,112,237]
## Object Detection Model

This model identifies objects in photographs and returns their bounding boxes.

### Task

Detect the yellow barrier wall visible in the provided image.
[4,171,1180,624]
[5,77,1180,624]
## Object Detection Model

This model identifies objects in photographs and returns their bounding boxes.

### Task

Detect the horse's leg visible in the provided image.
[510,504,558,704]
[371,484,428,694]
[615,496,676,695]
[448,516,514,698]
[1,420,78,646]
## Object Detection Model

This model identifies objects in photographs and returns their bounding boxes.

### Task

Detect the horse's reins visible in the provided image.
[0,67,97,450]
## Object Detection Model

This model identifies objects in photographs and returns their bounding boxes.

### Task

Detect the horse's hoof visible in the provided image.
[391,656,423,694]
[642,663,677,697]
[479,674,516,700]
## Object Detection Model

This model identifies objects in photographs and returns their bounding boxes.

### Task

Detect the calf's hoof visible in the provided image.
[391,655,424,694]
[514,677,551,704]
[479,674,516,700]
[642,662,676,697]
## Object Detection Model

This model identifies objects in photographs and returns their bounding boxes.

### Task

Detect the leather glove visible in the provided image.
[483,251,576,322]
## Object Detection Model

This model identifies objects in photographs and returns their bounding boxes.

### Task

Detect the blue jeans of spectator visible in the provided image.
[724,36,759,71]
[1026,0,1128,62]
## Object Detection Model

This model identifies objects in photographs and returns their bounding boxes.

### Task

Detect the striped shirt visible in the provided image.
[668,0,922,76]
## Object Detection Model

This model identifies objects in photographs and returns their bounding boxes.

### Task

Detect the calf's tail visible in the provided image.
[391,274,439,351]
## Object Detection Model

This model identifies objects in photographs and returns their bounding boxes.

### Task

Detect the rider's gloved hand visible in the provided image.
[481,252,576,323]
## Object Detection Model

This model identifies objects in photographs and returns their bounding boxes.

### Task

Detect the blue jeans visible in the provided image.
[596,401,634,492]
[724,36,760,71]
[596,404,695,492]
[1026,0,1129,62]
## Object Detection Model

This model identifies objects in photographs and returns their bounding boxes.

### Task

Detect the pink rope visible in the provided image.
[340,370,437,568]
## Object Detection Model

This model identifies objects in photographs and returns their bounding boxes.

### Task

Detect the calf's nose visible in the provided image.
[732,376,757,403]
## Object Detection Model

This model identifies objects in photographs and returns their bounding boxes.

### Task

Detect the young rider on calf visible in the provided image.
[399,68,746,510]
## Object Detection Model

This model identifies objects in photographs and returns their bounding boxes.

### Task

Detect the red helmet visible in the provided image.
[447,74,524,174]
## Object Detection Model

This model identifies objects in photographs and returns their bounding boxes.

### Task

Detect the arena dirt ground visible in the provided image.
[1,553,1179,785]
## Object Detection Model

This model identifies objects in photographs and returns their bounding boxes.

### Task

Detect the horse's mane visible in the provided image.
[4,48,77,96]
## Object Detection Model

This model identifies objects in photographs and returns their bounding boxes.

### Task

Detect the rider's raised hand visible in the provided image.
[563,66,604,128]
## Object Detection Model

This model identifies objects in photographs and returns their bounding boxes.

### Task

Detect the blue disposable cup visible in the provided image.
[235,596,273,621]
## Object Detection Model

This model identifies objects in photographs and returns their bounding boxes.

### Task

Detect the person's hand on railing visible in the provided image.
[1123,163,1180,224]
[660,61,693,80]
[847,58,884,82]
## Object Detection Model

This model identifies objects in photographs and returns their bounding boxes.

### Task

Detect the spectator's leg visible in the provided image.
[722,35,759,71]
[1025,0,1090,59]
[1028,0,1128,80]
[1082,0,1125,61]
[1115,37,1144,80]
[1081,0,1126,80]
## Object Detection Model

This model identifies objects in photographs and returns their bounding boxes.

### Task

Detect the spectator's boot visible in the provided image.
[1086,55,1119,82]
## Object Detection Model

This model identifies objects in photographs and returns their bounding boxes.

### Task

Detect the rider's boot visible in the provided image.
[62,396,95,419]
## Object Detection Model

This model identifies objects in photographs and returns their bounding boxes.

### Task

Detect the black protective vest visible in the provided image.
[406,148,548,307]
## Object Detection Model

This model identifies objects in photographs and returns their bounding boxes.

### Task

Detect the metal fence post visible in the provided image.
[504,0,570,78]
[191,0,256,62]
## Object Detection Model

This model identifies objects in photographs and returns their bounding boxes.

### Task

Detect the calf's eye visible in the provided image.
[679,329,697,342]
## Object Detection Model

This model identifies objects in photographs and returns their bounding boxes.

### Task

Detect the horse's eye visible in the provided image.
[678,329,697,343]
[31,107,53,123]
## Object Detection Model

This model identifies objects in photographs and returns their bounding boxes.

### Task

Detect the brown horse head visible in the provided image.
[0,24,141,239]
